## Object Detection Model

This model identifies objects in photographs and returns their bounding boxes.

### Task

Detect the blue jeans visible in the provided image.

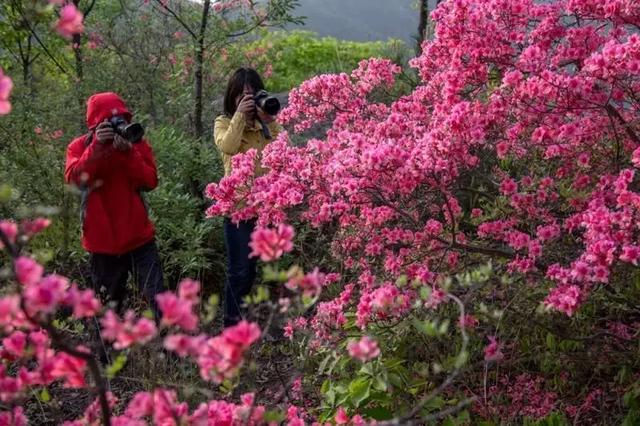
[223,218,257,327]
[90,239,164,320]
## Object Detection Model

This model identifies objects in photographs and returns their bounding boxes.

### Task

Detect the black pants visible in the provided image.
[223,218,258,327]
[90,239,164,319]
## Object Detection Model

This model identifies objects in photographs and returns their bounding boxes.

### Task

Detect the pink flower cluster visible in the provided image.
[0,69,12,115]
[205,0,640,322]
[285,267,326,297]
[477,374,558,421]
[0,249,265,423]
[156,279,200,331]
[212,0,251,14]
[55,3,84,39]
[249,223,295,262]
[164,320,261,384]
[13,256,100,320]
[100,310,157,350]
[0,330,90,404]
[484,336,504,362]
[347,336,381,362]
[66,389,268,426]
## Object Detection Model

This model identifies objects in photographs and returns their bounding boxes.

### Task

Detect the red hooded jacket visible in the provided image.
[64,92,158,255]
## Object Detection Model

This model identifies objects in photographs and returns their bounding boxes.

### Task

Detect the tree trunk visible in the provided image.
[72,0,85,132]
[416,0,429,55]
[194,0,211,139]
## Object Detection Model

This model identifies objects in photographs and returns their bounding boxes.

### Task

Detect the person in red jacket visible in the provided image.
[65,92,163,318]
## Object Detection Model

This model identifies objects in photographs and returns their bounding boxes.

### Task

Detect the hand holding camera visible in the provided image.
[237,91,280,123]
[95,116,145,151]
[237,94,256,121]
[95,121,115,144]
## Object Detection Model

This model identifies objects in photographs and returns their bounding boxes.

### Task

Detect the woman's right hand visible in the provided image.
[236,94,256,120]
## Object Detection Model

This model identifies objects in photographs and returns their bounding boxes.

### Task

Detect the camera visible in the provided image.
[109,116,145,143]
[253,90,280,116]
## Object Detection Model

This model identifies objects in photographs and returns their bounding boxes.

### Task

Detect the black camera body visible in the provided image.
[109,116,145,143]
[253,90,281,116]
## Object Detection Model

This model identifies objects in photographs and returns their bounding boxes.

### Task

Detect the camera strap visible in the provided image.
[256,116,272,140]
[82,130,94,148]
[78,130,96,226]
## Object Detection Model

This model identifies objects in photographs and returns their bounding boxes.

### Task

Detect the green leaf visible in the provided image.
[318,353,333,376]
[106,352,128,379]
[349,378,371,407]
[438,319,450,335]
[39,388,51,403]
[263,410,285,422]
[373,374,388,392]
[395,275,408,287]
[359,363,374,376]
[360,407,393,420]
[454,350,469,369]
[325,387,336,406]
[0,184,13,203]
[420,286,432,300]
[327,354,342,375]
[545,333,556,351]
[422,396,445,412]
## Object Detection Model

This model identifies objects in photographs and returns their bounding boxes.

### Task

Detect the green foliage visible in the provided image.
[106,352,128,380]
[145,127,224,285]
[245,30,409,92]
[623,382,640,426]
[523,412,570,426]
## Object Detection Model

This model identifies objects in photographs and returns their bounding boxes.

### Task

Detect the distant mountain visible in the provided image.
[285,0,440,44]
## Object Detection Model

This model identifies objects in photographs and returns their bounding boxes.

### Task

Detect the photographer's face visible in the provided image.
[235,85,254,106]
[111,114,129,124]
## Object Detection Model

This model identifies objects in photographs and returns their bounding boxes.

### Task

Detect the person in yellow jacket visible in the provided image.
[214,67,281,327]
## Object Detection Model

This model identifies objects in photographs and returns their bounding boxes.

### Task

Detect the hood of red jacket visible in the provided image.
[86,92,133,129]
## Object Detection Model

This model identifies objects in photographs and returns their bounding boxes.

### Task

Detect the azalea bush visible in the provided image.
[206,0,640,423]
[0,207,297,425]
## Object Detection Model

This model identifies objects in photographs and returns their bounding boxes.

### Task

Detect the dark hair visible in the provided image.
[223,67,265,117]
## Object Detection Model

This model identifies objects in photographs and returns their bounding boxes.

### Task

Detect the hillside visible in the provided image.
[288,0,424,44]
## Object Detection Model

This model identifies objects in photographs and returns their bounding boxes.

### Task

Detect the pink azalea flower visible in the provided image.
[14,256,43,286]
[458,314,479,330]
[156,292,198,331]
[23,274,69,315]
[21,218,51,237]
[0,69,13,115]
[65,284,101,318]
[335,407,349,425]
[425,286,446,309]
[0,220,17,249]
[484,335,504,362]
[50,350,88,388]
[347,336,380,362]
[100,310,157,349]
[2,331,26,359]
[223,320,261,349]
[56,4,84,39]
[249,223,295,261]
[544,285,582,316]
[125,392,153,418]
[177,278,200,302]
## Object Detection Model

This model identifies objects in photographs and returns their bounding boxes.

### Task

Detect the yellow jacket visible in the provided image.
[214,112,281,177]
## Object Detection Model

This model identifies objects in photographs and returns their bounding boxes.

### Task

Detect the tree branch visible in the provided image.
[0,229,111,426]
[152,0,197,40]
[605,103,640,145]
